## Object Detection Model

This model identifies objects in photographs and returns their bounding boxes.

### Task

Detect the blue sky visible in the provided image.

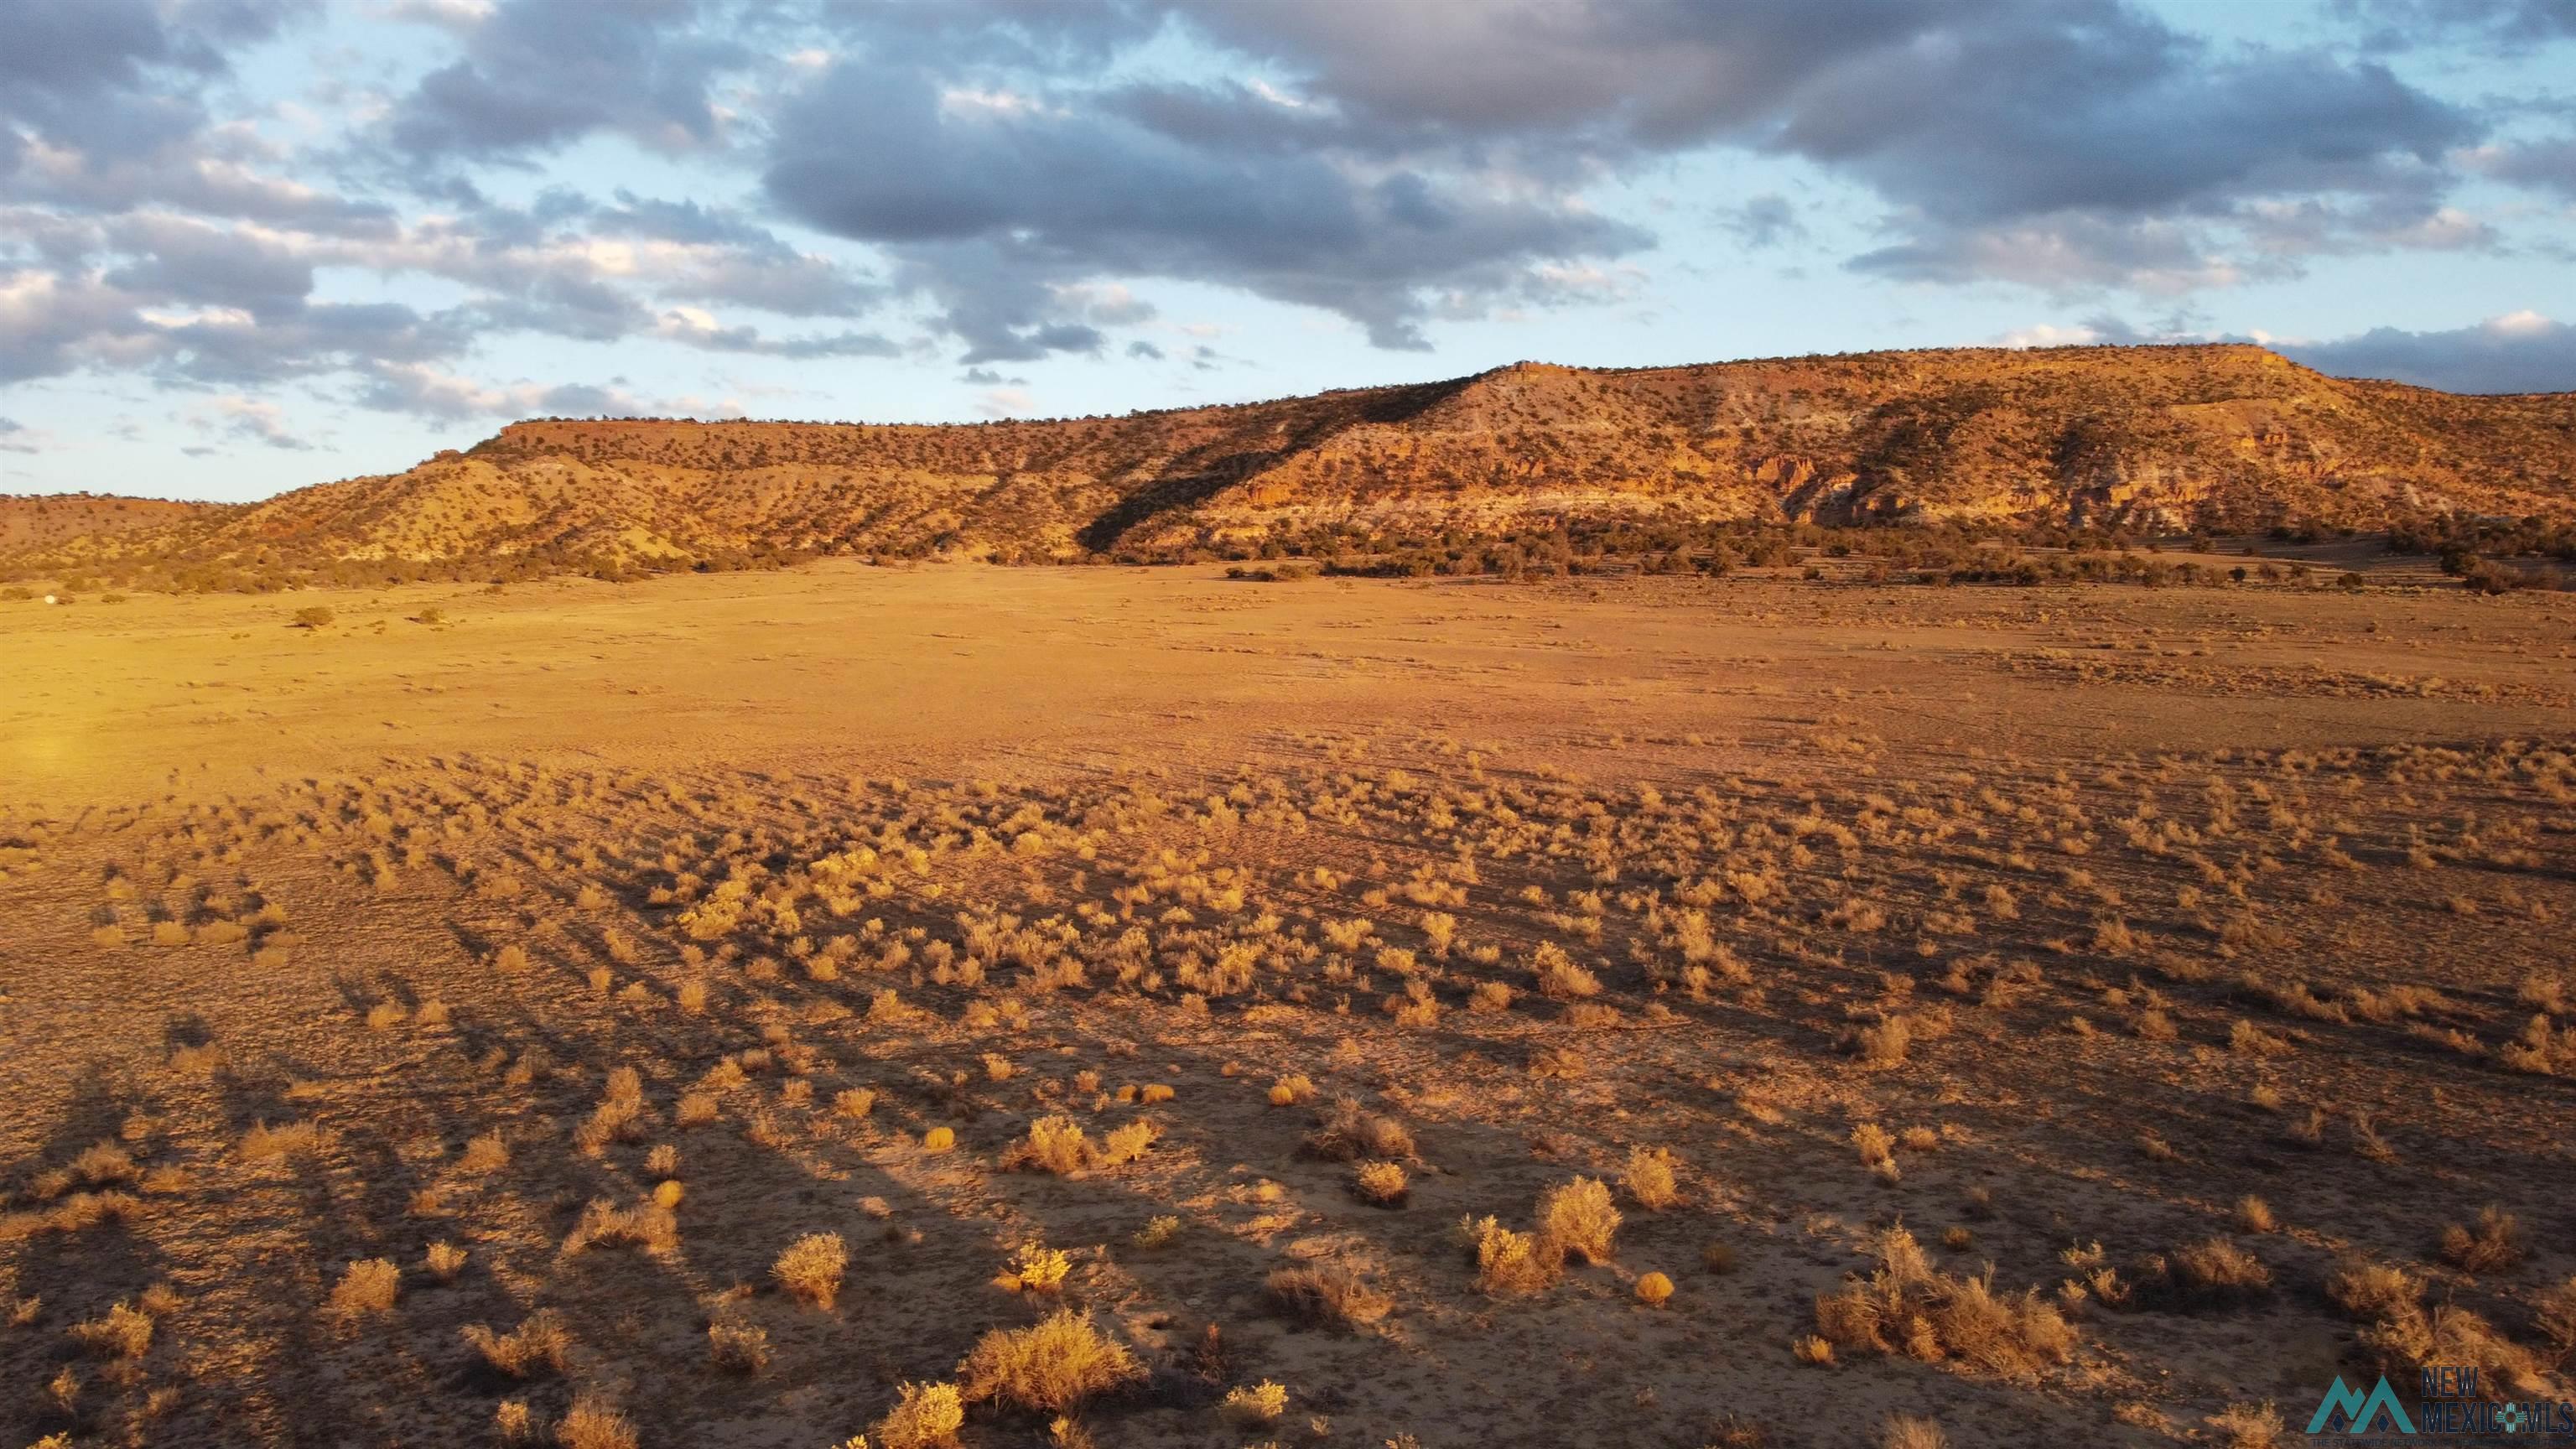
[2,0,2572,503]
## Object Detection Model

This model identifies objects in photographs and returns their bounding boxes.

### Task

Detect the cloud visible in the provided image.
[2470,134,2576,200]
[651,306,900,358]
[351,361,660,419]
[0,194,892,398]
[974,385,1033,417]
[381,0,752,161]
[2334,0,2576,48]
[765,59,1649,351]
[1718,194,1805,250]
[0,416,36,454]
[198,394,312,449]
[1123,340,1164,361]
[2277,309,2576,393]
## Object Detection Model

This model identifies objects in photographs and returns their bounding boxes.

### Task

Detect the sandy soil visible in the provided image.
[1,564,2570,1449]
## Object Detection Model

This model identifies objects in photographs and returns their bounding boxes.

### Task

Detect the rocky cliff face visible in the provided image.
[10,345,2571,584]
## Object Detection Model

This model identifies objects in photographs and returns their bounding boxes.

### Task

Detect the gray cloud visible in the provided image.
[2335,0,2576,47]
[2475,134,2576,198]
[1718,195,1805,250]
[2279,311,2576,393]
[383,0,752,161]
[765,60,1649,350]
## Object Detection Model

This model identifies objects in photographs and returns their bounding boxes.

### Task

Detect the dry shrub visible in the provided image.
[1852,1016,1912,1067]
[2230,1019,2293,1058]
[328,1259,401,1317]
[1623,1146,1680,1210]
[1300,1102,1413,1161]
[557,1396,636,1449]
[2328,1258,2540,1391]
[1001,1244,1073,1294]
[463,1309,572,1378]
[2366,1302,2538,1395]
[1266,1265,1392,1329]
[956,1309,1144,1412]
[1813,1227,2073,1380]
[238,1119,325,1162]
[70,1141,136,1185]
[1012,1116,1089,1175]
[1882,1415,1948,1449]
[2438,1205,2523,1274]
[1539,1176,1620,1265]
[2233,1196,2277,1234]
[2535,1276,2576,1363]
[2161,1237,2272,1302]
[1636,1271,1675,1307]
[871,1380,966,1449]
[563,1198,678,1256]
[459,1130,509,1173]
[1463,1215,1563,1296]
[1352,1160,1408,1206]
[774,1232,849,1308]
[1097,1120,1158,1166]
[1793,1335,1834,1365]
[167,1041,223,1074]
[709,1318,771,1374]
[425,1241,468,1281]
[70,1302,153,1359]
[495,1400,535,1443]
[2328,1260,2423,1323]
[2210,1401,2286,1448]
[1531,942,1600,1000]
[1221,1379,1289,1427]
[834,1088,877,1120]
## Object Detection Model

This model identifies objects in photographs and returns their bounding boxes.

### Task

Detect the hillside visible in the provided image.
[0,493,222,552]
[7,345,2572,589]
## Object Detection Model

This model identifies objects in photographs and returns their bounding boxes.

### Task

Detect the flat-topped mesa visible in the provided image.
[5,345,2569,588]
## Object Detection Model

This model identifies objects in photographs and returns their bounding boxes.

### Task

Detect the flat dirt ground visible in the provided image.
[1,563,2571,1449]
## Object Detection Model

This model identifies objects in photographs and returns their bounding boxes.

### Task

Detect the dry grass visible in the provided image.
[1219,1380,1289,1428]
[709,1319,771,1374]
[1464,1216,1564,1296]
[463,1309,573,1379]
[326,1259,401,1317]
[556,1396,636,1449]
[2438,1205,2523,1274]
[2209,1401,2286,1449]
[870,1380,966,1448]
[1352,1160,1409,1206]
[1623,1146,1680,1210]
[1537,1176,1621,1265]
[1301,1102,1415,1161]
[773,1233,849,1309]
[1815,1227,2074,1379]
[956,1310,1144,1412]
[70,1301,154,1359]
[1266,1265,1393,1330]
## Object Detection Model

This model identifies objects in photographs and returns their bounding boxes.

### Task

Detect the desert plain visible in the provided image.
[1,557,2572,1448]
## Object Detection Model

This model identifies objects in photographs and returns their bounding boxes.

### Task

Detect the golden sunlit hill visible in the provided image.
[0,495,224,553]
[6,344,2572,592]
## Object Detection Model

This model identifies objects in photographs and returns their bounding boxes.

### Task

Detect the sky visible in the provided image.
[1,0,2573,503]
